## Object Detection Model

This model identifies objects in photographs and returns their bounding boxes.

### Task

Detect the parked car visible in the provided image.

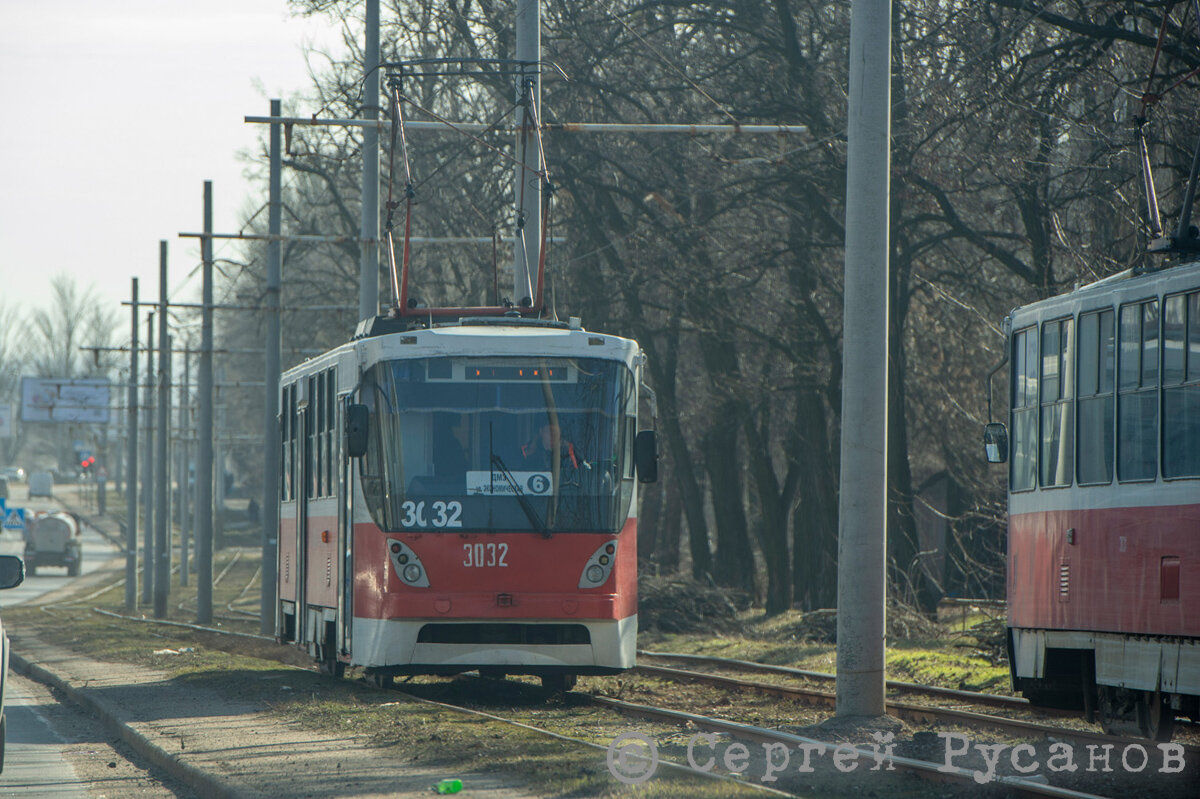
[0,468,22,484]
[0,554,26,772]
[27,472,53,498]
[24,512,82,576]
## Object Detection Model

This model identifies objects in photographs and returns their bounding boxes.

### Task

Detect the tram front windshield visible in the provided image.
[359,356,636,534]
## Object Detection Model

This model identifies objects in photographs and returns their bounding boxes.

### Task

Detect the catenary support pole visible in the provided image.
[197,181,215,624]
[359,0,380,320]
[155,242,171,618]
[513,0,540,307]
[142,310,155,605]
[262,99,282,635]
[180,346,190,586]
[835,0,891,720]
[125,279,139,611]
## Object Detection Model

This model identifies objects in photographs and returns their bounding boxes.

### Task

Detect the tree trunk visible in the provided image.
[703,419,757,598]
[792,391,839,610]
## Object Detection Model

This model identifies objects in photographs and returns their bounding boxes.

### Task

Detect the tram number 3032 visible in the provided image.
[400,500,463,528]
[464,542,509,568]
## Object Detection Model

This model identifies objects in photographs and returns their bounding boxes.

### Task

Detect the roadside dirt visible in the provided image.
[10,626,540,799]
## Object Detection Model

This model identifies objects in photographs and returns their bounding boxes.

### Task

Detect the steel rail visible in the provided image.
[586,693,1111,799]
[72,611,1187,795]
[639,649,1032,710]
[633,663,1200,760]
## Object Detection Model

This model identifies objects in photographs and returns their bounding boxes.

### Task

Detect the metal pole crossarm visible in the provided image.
[179,231,563,245]
[244,115,808,137]
[83,344,323,356]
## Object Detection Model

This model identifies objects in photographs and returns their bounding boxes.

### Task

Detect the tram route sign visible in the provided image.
[467,470,553,496]
[21,377,110,424]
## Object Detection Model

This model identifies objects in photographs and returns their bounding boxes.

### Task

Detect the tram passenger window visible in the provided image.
[1164,295,1185,385]
[317,373,327,497]
[1117,300,1159,481]
[1164,290,1200,478]
[281,384,293,501]
[1039,318,1073,487]
[1077,309,1114,485]
[1190,292,1200,383]
[325,370,335,495]
[1010,327,1037,492]
[306,376,317,499]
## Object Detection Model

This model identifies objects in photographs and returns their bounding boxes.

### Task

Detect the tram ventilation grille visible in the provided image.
[1059,562,1070,601]
[416,623,590,646]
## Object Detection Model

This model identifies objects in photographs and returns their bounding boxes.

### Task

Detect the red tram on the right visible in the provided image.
[986,259,1200,740]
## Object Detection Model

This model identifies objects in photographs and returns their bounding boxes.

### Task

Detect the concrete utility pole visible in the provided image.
[360,0,380,320]
[125,279,139,611]
[197,181,215,625]
[262,99,283,635]
[155,242,171,618]
[835,0,891,720]
[513,0,540,307]
[142,310,155,605]
[180,347,190,586]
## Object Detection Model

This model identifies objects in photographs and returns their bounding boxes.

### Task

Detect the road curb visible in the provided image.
[10,649,243,798]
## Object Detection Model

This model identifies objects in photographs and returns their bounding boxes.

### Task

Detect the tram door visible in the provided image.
[291,379,311,644]
[300,369,344,664]
[277,380,301,642]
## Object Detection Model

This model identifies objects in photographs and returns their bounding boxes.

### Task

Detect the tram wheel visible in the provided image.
[540,673,577,692]
[318,658,346,679]
[1136,690,1175,742]
[1098,686,1175,741]
[368,671,394,689]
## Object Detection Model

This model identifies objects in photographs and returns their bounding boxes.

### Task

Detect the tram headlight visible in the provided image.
[579,540,619,589]
[403,563,423,583]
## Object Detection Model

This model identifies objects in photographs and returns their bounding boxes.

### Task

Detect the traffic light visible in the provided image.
[80,455,95,472]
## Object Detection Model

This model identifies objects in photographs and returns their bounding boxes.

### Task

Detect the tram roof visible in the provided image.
[1007,255,1200,326]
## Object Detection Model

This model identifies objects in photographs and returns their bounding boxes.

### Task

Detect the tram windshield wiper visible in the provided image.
[489,454,551,538]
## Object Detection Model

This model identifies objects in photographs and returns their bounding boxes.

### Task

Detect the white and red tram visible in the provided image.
[986,259,1200,739]
[276,314,655,689]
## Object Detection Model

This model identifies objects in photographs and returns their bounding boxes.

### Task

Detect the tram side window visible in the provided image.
[306,376,317,499]
[1040,318,1073,487]
[1117,300,1159,481]
[1011,327,1038,491]
[1076,309,1114,485]
[281,384,294,501]
[323,370,334,495]
[1163,290,1200,478]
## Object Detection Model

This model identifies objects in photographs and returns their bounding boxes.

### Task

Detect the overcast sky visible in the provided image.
[0,0,345,331]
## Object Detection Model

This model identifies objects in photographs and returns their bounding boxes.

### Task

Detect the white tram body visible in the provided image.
[276,316,650,684]
[990,259,1200,738]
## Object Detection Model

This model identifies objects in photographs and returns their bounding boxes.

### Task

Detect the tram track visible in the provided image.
[642,648,1200,740]
[85,610,1149,798]
[631,655,1200,761]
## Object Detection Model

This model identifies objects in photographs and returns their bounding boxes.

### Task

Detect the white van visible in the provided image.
[27,472,53,498]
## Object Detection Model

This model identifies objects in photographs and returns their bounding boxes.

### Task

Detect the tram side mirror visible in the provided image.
[634,430,658,484]
[345,404,370,459]
[983,422,1009,464]
[0,555,25,590]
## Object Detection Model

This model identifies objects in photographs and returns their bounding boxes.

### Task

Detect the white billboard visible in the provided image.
[21,377,110,424]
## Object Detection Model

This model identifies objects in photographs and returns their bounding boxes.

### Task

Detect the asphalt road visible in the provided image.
[0,485,180,797]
